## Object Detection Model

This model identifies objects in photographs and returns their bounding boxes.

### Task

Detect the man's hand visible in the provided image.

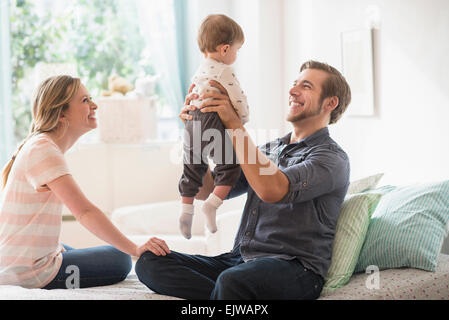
[198,80,243,130]
[135,237,171,257]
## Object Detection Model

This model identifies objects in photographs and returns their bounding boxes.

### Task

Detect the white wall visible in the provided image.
[283,0,449,184]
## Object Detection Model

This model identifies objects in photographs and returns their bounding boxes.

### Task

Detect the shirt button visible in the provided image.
[251,209,257,215]
[302,182,308,188]
[245,232,251,236]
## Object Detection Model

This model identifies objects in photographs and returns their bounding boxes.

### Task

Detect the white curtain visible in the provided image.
[0,0,14,167]
[136,0,186,118]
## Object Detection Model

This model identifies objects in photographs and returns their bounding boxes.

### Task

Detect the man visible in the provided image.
[135,60,351,300]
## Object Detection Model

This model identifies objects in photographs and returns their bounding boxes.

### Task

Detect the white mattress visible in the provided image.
[1,255,448,300]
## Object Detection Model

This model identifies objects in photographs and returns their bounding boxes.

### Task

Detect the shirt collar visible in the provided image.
[280,127,330,147]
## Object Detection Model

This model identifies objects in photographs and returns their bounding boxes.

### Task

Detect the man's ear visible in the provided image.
[324,96,339,112]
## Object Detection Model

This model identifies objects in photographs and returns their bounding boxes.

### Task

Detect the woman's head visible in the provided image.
[2,75,93,188]
[30,75,81,135]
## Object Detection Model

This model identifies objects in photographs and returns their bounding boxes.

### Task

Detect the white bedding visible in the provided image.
[319,254,449,300]
[0,266,180,300]
[1,255,448,300]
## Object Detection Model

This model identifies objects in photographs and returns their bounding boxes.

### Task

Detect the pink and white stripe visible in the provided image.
[0,134,70,288]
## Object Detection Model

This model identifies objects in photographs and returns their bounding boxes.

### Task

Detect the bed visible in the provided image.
[0,253,448,300]
[319,253,449,300]
[1,177,448,300]
[0,264,180,300]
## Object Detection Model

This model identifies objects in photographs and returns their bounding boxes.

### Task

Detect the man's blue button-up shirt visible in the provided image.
[227,127,350,279]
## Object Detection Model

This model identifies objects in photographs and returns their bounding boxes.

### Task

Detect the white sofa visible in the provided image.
[111,195,247,256]
[111,189,449,259]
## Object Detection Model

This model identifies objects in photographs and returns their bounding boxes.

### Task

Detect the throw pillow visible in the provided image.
[355,180,449,273]
[321,186,394,296]
[347,173,384,195]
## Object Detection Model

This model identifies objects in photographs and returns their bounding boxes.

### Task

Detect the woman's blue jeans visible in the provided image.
[43,244,132,289]
[135,249,324,300]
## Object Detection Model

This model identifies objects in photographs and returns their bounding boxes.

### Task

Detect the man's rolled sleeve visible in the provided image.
[278,147,349,204]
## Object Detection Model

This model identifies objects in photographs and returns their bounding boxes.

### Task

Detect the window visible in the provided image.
[1,0,14,167]
[6,0,187,147]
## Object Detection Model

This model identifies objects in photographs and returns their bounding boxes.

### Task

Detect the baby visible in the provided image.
[178,14,249,239]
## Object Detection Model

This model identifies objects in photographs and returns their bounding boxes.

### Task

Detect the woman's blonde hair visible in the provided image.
[1,75,80,189]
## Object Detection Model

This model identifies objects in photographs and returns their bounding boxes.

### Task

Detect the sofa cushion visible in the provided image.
[355,180,449,273]
[347,173,384,194]
[322,186,394,295]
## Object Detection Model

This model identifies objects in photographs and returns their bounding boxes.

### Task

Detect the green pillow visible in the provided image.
[355,180,449,273]
[321,186,394,296]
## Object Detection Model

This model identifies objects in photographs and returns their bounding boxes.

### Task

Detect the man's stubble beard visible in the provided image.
[286,101,323,123]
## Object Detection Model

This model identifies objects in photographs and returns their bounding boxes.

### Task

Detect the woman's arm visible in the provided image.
[47,174,170,257]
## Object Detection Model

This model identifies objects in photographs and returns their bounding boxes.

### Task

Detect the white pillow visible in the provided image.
[347,173,384,194]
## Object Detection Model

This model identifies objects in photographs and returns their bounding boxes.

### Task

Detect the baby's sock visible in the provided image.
[202,193,223,233]
[179,203,194,239]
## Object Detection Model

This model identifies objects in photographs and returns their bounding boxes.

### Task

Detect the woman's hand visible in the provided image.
[198,81,243,130]
[179,84,198,124]
[135,237,171,257]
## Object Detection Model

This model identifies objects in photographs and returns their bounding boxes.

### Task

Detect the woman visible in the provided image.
[0,75,170,289]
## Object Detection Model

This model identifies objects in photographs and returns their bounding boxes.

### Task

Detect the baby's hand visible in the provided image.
[179,84,199,123]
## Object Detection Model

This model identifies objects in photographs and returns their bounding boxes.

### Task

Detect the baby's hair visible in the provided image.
[197,14,244,53]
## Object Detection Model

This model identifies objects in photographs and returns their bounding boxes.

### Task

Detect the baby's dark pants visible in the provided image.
[178,109,241,198]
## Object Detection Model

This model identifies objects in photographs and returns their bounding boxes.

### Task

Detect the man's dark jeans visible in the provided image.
[135,250,324,300]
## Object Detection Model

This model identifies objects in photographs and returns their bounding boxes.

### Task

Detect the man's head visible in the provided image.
[197,14,245,56]
[287,60,351,125]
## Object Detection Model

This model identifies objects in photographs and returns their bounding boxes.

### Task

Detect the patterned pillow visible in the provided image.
[347,173,384,195]
[355,180,449,273]
[321,186,394,296]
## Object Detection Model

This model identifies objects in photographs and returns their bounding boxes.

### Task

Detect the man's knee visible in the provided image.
[135,251,174,288]
[135,251,161,277]
[213,268,247,299]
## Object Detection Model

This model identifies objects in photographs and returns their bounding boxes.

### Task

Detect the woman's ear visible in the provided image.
[58,113,67,125]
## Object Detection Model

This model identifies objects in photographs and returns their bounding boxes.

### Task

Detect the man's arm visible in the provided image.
[277,146,350,204]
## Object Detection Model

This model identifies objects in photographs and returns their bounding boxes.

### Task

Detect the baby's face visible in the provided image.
[223,41,243,65]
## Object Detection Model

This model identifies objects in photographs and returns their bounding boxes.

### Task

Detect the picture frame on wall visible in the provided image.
[341,28,375,116]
